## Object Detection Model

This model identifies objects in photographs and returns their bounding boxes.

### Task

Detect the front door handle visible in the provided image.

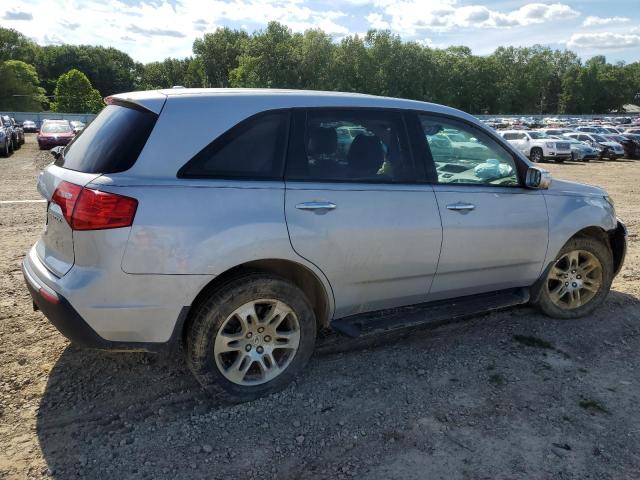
[446,202,475,212]
[295,201,337,212]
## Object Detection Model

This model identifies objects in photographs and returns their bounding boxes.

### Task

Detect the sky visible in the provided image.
[1,0,639,64]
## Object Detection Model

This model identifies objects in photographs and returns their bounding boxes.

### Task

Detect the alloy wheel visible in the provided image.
[546,250,602,310]
[214,299,301,386]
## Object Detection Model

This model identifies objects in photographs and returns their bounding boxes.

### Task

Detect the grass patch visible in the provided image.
[488,373,506,386]
[513,335,554,349]
[579,399,608,414]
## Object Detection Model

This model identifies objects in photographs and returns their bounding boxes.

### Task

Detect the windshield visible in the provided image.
[592,134,607,142]
[528,131,547,139]
[41,123,72,133]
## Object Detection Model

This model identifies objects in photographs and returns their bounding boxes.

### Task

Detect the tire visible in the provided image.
[186,273,317,403]
[8,139,14,153]
[534,236,613,319]
[530,148,543,163]
[555,157,565,163]
[1,140,8,157]
[571,151,576,162]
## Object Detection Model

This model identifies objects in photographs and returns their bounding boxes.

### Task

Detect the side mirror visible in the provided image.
[524,137,530,142]
[49,146,64,160]
[525,166,552,190]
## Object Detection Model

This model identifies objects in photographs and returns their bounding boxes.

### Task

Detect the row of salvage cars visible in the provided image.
[499,125,640,162]
[0,115,25,157]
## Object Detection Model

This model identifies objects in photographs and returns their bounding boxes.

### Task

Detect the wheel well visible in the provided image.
[569,225,624,274]
[182,259,331,345]
[572,226,608,243]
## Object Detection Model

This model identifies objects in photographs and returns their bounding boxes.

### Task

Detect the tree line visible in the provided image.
[1,22,639,114]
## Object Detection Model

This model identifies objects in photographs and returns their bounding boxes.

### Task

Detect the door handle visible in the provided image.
[295,201,337,212]
[446,202,475,212]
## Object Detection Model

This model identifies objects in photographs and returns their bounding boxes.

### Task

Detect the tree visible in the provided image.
[35,44,137,96]
[193,27,249,87]
[51,69,104,113]
[0,27,39,64]
[0,60,47,111]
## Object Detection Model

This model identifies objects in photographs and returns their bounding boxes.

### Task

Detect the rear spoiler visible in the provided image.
[104,90,167,115]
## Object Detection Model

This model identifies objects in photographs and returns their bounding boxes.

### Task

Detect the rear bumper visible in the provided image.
[37,137,72,147]
[22,249,189,352]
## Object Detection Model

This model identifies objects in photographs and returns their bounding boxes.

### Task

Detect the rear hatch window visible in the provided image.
[56,103,158,173]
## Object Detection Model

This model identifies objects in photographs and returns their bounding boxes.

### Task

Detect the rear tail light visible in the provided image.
[51,181,137,230]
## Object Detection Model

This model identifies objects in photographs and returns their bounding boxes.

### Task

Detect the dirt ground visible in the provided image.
[1,134,639,480]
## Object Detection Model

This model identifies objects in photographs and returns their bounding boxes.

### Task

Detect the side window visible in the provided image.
[419,115,519,186]
[502,133,518,140]
[178,111,289,179]
[286,109,414,183]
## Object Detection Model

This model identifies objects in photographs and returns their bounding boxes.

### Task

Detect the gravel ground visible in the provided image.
[1,134,639,480]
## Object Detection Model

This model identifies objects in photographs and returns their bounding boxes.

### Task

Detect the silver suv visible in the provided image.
[23,89,627,402]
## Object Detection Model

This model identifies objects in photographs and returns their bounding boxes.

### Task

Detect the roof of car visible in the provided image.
[111,88,478,123]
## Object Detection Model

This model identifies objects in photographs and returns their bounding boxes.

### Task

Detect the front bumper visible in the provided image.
[545,152,571,159]
[22,253,188,353]
[610,220,628,278]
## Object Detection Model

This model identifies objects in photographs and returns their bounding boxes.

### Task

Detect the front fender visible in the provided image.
[543,193,617,268]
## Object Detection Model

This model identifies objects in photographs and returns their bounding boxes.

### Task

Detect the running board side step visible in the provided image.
[330,287,530,338]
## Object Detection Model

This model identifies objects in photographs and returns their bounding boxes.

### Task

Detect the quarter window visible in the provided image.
[419,115,519,186]
[179,111,289,179]
[286,109,415,183]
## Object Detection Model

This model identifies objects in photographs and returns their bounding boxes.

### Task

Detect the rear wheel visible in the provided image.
[535,237,613,319]
[530,148,543,163]
[186,273,316,403]
[1,140,9,157]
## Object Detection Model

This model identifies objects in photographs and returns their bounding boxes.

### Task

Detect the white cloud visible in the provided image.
[366,12,389,29]
[582,16,630,27]
[367,1,580,34]
[567,32,640,50]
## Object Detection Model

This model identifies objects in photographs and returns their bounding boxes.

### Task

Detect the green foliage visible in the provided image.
[52,69,104,113]
[1,24,639,114]
[0,28,39,64]
[34,44,138,96]
[0,60,47,111]
[193,27,248,87]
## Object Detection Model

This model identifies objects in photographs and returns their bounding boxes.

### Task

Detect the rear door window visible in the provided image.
[286,109,416,183]
[179,111,289,179]
[59,103,157,173]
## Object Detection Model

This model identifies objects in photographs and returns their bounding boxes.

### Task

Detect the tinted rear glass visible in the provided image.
[57,103,158,173]
[42,122,72,133]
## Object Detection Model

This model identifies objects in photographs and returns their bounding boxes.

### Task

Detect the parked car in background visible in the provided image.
[605,134,640,159]
[548,135,598,162]
[2,115,25,150]
[22,89,627,402]
[22,120,38,133]
[624,127,640,135]
[564,133,624,160]
[0,120,11,157]
[37,120,75,150]
[500,130,571,162]
[70,121,85,134]
[540,128,574,136]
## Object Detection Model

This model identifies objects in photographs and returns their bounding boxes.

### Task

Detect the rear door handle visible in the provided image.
[295,201,337,212]
[446,202,475,212]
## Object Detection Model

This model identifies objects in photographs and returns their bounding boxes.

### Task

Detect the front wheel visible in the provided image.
[534,237,613,319]
[186,273,316,403]
[530,148,543,163]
